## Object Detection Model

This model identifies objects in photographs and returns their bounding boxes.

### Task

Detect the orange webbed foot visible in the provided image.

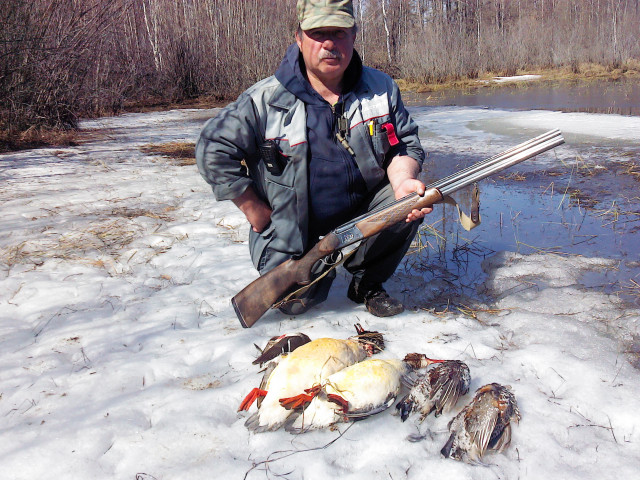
[327,393,349,413]
[279,385,321,410]
[238,388,268,412]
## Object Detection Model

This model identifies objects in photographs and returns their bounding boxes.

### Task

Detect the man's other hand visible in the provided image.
[232,187,273,233]
[393,178,433,222]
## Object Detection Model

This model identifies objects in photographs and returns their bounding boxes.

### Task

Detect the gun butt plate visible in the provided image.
[232,296,251,328]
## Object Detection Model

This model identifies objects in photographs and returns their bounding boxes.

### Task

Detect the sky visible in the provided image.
[1,103,639,480]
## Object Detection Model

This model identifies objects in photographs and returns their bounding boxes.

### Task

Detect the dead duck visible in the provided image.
[441,383,521,463]
[396,353,470,422]
[238,324,384,432]
[279,358,410,433]
[249,332,312,409]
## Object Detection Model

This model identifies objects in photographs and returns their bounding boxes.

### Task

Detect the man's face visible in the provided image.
[296,26,356,84]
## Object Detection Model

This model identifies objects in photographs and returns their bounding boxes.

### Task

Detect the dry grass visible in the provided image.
[182,376,222,390]
[0,206,177,270]
[562,59,640,79]
[409,220,446,255]
[397,59,640,94]
[571,155,599,177]
[0,219,143,269]
[620,161,640,181]
[397,77,483,93]
[123,95,225,113]
[110,206,176,220]
[566,189,600,209]
[507,60,640,82]
[140,141,196,166]
[521,59,640,83]
[0,126,79,153]
[621,279,640,302]
[455,304,511,324]
[499,172,527,181]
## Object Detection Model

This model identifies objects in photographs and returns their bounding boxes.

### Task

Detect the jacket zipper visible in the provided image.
[332,103,360,208]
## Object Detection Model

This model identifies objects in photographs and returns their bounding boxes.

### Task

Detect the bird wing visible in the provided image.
[489,422,512,453]
[464,402,500,459]
[435,376,458,412]
[429,362,470,414]
[345,393,396,419]
[401,370,418,389]
[432,373,462,413]
[252,333,311,365]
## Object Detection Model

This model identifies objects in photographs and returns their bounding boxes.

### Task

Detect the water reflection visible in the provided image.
[403,78,640,116]
[401,87,640,309]
[402,177,639,309]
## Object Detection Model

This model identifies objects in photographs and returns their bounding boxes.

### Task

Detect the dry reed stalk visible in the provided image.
[592,201,622,226]
[621,279,640,299]
[409,221,446,255]
[214,219,245,244]
[498,172,527,181]
[621,162,640,180]
[140,142,196,166]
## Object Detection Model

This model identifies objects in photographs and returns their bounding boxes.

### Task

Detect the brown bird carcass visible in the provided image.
[441,383,521,463]
[396,353,470,422]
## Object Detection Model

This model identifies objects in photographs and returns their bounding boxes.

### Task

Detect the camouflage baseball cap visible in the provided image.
[297,0,355,30]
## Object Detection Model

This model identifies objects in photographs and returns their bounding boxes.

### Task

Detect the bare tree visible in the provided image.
[2,0,639,136]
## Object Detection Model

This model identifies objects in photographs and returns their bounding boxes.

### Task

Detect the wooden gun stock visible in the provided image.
[232,233,341,328]
[232,129,565,328]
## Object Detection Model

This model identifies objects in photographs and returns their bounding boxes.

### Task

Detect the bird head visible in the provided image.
[402,353,446,369]
[352,323,385,355]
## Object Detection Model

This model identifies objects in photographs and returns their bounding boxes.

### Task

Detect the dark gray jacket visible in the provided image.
[196,53,424,269]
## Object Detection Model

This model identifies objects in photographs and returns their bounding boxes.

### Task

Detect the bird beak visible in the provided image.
[403,353,446,369]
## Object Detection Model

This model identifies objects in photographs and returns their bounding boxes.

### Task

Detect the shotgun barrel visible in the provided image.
[430,129,562,193]
[334,129,564,243]
[439,132,564,195]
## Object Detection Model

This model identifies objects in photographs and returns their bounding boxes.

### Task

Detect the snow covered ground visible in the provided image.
[483,74,543,84]
[493,75,542,83]
[1,106,639,480]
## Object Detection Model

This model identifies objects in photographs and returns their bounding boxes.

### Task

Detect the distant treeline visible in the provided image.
[1,0,639,132]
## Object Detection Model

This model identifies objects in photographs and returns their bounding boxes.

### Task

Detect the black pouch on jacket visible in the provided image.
[259,140,285,176]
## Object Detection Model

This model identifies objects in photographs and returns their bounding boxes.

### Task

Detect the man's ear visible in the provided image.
[295,30,303,49]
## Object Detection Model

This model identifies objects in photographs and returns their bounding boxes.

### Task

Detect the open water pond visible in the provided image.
[404,77,640,115]
[402,81,640,309]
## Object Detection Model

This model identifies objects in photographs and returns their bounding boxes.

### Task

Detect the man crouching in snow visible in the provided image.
[195,0,431,318]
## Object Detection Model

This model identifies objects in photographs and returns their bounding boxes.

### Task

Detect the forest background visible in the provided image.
[1,0,639,145]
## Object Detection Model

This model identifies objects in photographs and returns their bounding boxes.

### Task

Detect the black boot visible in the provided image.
[347,278,405,317]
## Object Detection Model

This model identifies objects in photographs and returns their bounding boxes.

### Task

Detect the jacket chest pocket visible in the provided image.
[364,117,393,166]
[262,105,306,187]
[372,121,392,164]
[259,139,296,187]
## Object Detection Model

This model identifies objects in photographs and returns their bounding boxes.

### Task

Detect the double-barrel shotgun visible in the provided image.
[232,129,565,328]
